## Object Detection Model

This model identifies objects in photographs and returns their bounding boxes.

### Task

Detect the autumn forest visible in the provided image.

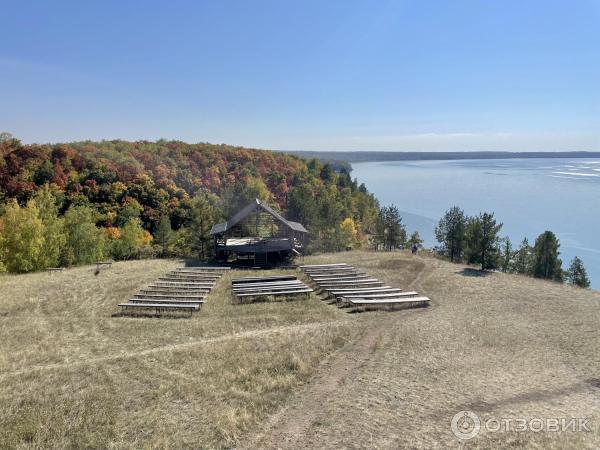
[0,133,380,272]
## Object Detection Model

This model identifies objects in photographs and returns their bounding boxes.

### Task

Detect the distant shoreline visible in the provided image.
[281,151,600,171]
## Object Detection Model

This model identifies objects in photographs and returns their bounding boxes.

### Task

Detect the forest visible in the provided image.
[285,150,600,163]
[0,133,379,272]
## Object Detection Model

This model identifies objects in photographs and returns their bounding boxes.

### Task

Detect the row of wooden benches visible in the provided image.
[299,263,430,310]
[118,267,230,316]
[231,275,313,303]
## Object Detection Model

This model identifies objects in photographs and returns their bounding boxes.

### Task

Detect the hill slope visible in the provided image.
[1,252,599,448]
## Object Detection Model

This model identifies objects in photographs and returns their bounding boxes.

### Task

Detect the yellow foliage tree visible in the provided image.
[0,200,46,272]
[111,218,147,260]
[105,226,121,240]
[339,217,359,249]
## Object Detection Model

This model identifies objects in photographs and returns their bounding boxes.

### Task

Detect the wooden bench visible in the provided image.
[231,280,304,289]
[95,261,113,270]
[152,285,213,290]
[232,275,297,284]
[303,267,356,274]
[303,265,353,270]
[131,298,205,305]
[315,278,382,285]
[236,288,313,303]
[337,291,417,306]
[308,270,365,277]
[167,276,222,281]
[233,281,305,289]
[324,286,393,293]
[236,288,313,297]
[318,281,384,287]
[47,267,64,273]
[161,275,216,280]
[157,279,215,285]
[166,273,221,279]
[327,288,403,297]
[310,275,370,282]
[172,274,224,278]
[318,283,385,291]
[233,284,307,293]
[341,291,419,300]
[306,272,360,278]
[118,302,199,316]
[300,263,350,268]
[345,296,430,310]
[170,270,221,275]
[144,287,211,293]
[133,293,206,300]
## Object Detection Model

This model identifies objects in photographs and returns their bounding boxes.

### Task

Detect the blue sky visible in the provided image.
[1,0,599,151]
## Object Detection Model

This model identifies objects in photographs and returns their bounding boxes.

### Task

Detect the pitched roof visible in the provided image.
[210,199,308,235]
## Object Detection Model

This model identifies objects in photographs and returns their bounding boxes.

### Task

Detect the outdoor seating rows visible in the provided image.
[118,267,227,317]
[299,263,430,311]
[232,275,313,303]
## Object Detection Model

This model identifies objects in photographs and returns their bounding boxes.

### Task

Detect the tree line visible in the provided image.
[435,206,590,288]
[0,134,380,272]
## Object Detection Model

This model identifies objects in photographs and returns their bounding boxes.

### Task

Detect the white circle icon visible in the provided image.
[451,410,481,440]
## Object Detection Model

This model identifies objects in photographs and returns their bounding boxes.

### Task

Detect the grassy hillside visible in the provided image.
[1,252,600,448]
[0,260,353,448]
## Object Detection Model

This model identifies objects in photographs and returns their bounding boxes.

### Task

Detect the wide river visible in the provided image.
[352,158,600,289]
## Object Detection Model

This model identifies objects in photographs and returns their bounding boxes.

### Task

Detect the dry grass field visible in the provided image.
[1,251,600,449]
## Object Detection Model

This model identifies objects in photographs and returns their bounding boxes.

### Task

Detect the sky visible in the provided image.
[1,0,599,151]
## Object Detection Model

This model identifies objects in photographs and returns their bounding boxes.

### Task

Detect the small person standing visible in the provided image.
[411,244,418,255]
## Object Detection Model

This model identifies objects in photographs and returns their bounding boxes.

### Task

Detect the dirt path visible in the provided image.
[240,316,386,449]
[407,257,432,291]
[243,262,433,449]
[0,320,345,380]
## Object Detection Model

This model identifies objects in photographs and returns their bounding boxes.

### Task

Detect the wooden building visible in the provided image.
[210,199,308,265]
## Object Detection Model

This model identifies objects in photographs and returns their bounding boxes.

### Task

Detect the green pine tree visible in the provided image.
[566,256,590,288]
[435,206,467,262]
[385,205,406,250]
[499,237,513,273]
[375,205,406,251]
[531,231,563,282]
[513,238,533,274]
[465,212,503,271]
[154,215,173,257]
[408,231,424,248]
[187,189,220,259]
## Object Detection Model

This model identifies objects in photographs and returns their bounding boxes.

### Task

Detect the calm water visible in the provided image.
[352,158,600,289]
